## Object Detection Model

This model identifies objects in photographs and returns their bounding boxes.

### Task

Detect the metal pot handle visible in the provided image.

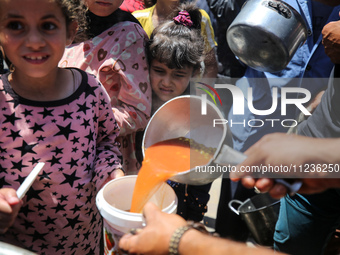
[276,179,302,196]
[266,0,292,19]
[228,200,243,215]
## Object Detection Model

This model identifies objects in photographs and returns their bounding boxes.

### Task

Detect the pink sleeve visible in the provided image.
[88,75,123,189]
[60,22,152,136]
[96,23,151,136]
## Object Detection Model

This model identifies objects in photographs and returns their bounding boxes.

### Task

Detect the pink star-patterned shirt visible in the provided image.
[0,69,122,255]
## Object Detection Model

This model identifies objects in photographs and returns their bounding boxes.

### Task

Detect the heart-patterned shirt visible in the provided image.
[60,21,152,175]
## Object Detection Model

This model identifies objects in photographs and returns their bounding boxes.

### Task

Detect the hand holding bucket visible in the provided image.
[96,176,177,254]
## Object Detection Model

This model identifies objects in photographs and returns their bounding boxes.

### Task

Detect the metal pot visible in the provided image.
[227,0,308,72]
[229,193,280,246]
[142,95,233,185]
[142,95,302,192]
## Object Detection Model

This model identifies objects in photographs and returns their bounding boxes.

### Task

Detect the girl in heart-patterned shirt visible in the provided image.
[60,0,152,175]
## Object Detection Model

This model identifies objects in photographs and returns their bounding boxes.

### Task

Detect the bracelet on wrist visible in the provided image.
[169,221,213,255]
[169,226,191,255]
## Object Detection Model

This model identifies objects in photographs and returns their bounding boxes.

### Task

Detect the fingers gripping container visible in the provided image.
[96,175,178,254]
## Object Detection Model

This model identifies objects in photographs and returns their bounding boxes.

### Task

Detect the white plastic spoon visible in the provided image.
[16,162,45,199]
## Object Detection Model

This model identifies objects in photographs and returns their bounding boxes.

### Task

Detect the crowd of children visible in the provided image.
[0,0,217,253]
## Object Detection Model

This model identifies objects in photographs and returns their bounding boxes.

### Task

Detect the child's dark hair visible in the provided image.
[146,2,204,72]
[56,0,87,35]
[0,0,86,26]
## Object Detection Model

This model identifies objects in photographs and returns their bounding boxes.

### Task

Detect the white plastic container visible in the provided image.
[96,175,177,254]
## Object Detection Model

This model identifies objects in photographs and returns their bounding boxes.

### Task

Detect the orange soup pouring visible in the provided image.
[130,137,216,213]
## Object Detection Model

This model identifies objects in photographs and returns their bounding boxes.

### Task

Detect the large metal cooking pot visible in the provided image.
[142,95,234,185]
[229,193,280,246]
[142,95,303,192]
[227,0,308,72]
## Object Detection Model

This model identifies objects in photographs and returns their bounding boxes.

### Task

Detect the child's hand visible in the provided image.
[101,169,125,189]
[0,188,22,234]
[110,169,125,179]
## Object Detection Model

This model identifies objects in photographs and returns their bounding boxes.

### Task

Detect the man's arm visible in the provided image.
[119,202,287,255]
[230,133,340,198]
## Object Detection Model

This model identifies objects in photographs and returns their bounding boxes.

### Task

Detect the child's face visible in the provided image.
[84,0,124,17]
[150,59,194,103]
[0,0,76,78]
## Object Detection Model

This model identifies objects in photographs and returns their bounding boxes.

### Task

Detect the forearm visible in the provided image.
[94,94,123,188]
[310,138,340,165]
[179,229,284,255]
[113,104,150,136]
[103,34,152,135]
[242,134,340,170]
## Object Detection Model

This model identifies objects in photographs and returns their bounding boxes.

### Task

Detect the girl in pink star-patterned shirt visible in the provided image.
[0,0,123,254]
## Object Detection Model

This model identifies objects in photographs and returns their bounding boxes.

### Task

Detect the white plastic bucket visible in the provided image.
[96,175,177,254]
